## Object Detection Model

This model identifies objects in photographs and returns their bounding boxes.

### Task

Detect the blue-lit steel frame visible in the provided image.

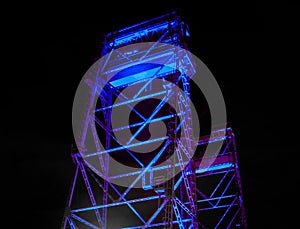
[62,11,247,229]
[193,129,248,228]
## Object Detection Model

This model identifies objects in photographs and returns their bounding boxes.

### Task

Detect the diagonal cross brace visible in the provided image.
[142,199,168,228]
[127,91,173,145]
[117,140,170,202]
[109,182,146,224]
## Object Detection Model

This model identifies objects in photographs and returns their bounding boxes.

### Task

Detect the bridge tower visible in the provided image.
[62,11,247,229]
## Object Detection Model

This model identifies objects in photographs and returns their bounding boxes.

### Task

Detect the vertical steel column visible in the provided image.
[230,129,247,229]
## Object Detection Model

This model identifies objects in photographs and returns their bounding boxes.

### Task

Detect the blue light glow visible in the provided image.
[72,195,163,213]
[71,214,99,229]
[109,65,174,87]
[195,163,233,174]
[84,136,168,158]
[95,90,166,113]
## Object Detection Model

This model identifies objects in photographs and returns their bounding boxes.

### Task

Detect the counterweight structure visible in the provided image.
[62,12,247,229]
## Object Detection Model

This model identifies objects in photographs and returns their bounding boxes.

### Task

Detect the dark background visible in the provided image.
[4,1,299,228]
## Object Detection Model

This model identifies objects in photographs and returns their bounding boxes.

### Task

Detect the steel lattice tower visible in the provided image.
[62,11,247,229]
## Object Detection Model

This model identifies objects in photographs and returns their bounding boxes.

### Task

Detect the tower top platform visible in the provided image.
[101,10,190,55]
[99,11,194,88]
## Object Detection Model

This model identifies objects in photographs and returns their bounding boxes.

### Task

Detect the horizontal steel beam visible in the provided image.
[71,195,164,213]
[83,136,168,158]
[95,91,166,113]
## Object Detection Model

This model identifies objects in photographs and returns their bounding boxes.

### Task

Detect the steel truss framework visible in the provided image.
[62,11,247,229]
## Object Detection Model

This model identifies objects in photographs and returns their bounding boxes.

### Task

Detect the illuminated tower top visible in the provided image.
[101,11,190,55]
[98,11,195,90]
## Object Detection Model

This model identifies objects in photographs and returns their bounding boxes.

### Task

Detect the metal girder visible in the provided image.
[76,157,103,227]
[71,214,100,229]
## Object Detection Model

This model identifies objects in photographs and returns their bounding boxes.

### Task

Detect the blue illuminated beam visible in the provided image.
[196,194,236,204]
[109,162,233,181]
[109,65,174,88]
[83,136,168,158]
[195,162,233,174]
[95,91,166,113]
[108,182,146,224]
[197,203,238,212]
[173,198,185,229]
[214,196,238,229]
[112,112,184,132]
[67,217,78,229]
[117,141,170,202]
[93,116,145,168]
[127,94,172,145]
[72,195,164,213]
[142,199,168,228]
[71,214,100,229]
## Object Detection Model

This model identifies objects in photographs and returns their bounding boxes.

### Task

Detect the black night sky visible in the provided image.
[4,1,299,228]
